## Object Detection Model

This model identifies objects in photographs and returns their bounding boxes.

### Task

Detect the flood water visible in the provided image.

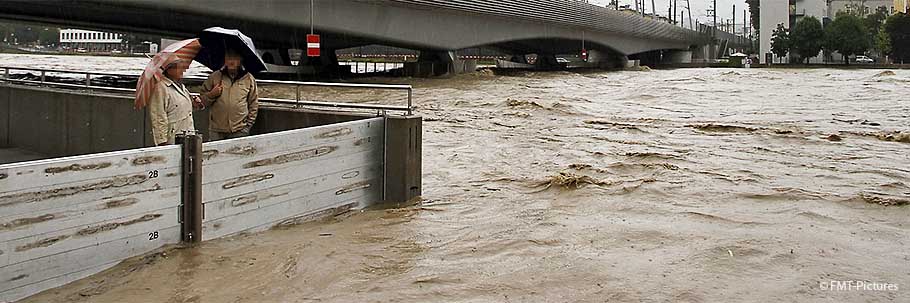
[4,54,909,302]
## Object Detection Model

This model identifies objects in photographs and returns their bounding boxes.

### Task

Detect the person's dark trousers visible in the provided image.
[209,128,250,141]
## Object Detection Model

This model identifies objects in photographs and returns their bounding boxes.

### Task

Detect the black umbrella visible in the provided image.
[196,27,268,73]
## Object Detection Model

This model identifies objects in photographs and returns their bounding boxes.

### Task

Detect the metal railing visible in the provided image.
[0,66,414,115]
[0,66,137,93]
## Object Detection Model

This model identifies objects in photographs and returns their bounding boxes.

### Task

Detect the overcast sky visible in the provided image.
[587,0,750,26]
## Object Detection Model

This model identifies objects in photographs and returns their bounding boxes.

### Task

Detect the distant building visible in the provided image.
[896,0,908,13]
[829,0,895,16]
[759,0,789,64]
[59,29,124,52]
[791,0,828,20]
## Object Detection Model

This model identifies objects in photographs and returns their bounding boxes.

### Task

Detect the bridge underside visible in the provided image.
[0,0,732,74]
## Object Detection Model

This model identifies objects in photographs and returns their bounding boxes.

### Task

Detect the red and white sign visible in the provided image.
[581,49,588,62]
[307,34,320,57]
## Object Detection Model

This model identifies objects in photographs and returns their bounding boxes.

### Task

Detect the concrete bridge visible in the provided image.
[0,0,750,75]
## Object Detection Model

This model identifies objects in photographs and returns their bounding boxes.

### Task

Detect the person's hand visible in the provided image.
[192,96,204,110]
[208,83,223,99]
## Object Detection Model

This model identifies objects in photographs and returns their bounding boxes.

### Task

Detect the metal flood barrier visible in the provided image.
[0,144,185,302]
[0,70,421,302]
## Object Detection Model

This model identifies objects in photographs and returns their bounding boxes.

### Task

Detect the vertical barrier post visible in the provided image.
[176,133,203,243]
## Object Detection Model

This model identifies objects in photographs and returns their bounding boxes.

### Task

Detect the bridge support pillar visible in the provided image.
[404,50,470,77]
[660,50,693,64]
[582,50,627,69]
[298,48,342,76]
[534,54,564,70]
[403,51,476,77]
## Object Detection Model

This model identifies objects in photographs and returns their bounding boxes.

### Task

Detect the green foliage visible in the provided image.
[824,14,870,64]
[36,27,59,45]
[0,22,59,46]
[876,28,892,57]
[885,13,910,63]
[864,6,890,34]
[746,0,760,32]
[770,23,790,62]
[791,17,824,64]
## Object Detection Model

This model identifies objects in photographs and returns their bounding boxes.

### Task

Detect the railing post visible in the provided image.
[295,85,301,108]
[176,132,203,244]
[85,74,91,87]
[40,70,45,83]
[407,88,413,116]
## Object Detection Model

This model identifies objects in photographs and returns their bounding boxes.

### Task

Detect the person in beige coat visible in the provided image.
[198,49,259,141]
[148,58,198,146]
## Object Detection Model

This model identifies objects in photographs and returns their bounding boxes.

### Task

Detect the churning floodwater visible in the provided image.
[4,54,909,302]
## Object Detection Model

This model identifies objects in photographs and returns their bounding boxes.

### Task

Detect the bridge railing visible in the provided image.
[0,66,414,115]
[387,0,700,42]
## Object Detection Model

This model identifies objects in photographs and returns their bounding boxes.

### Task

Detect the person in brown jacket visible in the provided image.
[198,49,259,140]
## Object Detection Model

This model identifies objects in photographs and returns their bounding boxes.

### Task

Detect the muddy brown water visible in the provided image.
[16,66,910,302]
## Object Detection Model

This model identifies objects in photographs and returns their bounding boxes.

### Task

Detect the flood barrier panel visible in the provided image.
[198,117,384,241]
[0,146,183,302]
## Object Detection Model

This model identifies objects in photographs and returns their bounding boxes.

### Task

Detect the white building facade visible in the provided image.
[759,0,790,64]
[59,29,125,51]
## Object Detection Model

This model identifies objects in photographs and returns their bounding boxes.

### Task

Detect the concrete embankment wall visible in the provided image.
[0,83,422,302]
[0,84,155,156]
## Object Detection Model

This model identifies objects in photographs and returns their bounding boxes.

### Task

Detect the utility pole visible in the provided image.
[651,0,656,18]
[744,9,747,39]
[732,5,736,35]
[686,0,693,30]
[670,0,677,24]
[712,0,717,39]
[668,0,672,23]
[681,12,685,29]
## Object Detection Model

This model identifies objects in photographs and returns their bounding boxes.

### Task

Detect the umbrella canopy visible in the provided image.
[195,27,268,73]
[135,38,201,109]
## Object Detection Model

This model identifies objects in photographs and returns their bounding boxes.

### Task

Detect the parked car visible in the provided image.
[855,56,874,64]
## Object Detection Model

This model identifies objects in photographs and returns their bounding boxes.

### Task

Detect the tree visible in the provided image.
[863,6,890,56]
[864,6,889,34]
[791,16,824,64]
[770,23,790,63]
[824,14,870,64]
[885,13,910,63]
[746,0,760,33]
[875,28,892,60]
[36,27,59,46]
